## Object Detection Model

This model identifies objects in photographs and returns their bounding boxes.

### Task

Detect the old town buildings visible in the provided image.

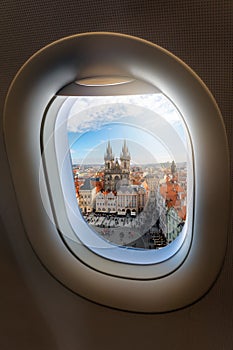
[75,140,187,246]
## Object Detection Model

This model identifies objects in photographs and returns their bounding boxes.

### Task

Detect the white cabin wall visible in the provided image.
[0,1,232,349]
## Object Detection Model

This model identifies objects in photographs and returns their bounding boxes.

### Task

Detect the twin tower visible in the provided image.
[104,140,131,191]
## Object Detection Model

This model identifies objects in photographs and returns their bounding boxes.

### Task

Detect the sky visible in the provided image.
[66,93,190,165]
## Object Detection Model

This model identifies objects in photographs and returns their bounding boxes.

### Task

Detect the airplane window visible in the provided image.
[43,79,193,265]
[4,32,229,311]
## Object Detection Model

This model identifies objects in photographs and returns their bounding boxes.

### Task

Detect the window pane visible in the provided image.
[67,93,191,250]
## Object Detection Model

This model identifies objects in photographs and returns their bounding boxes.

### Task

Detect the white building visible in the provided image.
[117,185,147,216]
[95,191,117,213]
[79,179,96,213]
[95,185,147,216]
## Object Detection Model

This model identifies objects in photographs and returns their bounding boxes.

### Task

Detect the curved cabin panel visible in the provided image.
[0,2,232,349]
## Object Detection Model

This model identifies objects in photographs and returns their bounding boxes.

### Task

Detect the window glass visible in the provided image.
[67,92,192,250]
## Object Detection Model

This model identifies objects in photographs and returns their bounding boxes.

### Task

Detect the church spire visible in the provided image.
[120,140,130,160]
[104,141,114,161]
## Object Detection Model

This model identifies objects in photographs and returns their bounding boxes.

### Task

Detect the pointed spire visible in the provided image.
[107,140,111,153]
[171,160,177,176]
[104,140,114,161]
[120,140,130,160]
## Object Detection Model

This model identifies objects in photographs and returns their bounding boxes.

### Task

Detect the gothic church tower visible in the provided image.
[104,140,131,191]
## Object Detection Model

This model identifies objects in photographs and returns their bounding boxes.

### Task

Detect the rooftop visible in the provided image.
[80,178,95,191]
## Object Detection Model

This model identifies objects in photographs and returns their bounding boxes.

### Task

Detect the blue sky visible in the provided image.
[67,93,189,165]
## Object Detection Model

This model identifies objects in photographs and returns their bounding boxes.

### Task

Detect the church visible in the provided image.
[104,140,131,191]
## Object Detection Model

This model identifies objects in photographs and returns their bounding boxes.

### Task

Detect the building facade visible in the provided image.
[95,185,147,216]
[95,191,117,213]
[156,164,186,242]
[78,179,96,213]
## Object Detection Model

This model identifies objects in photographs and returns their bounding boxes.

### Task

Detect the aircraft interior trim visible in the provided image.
[0,2,232,350]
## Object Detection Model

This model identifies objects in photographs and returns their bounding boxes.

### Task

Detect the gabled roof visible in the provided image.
[80,178,95,191]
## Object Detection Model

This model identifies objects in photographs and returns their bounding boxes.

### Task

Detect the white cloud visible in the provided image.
[67,94,190,163]
[67,94,182,134]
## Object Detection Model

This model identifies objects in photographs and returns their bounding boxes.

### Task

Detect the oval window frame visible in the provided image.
[3,32,230,312]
